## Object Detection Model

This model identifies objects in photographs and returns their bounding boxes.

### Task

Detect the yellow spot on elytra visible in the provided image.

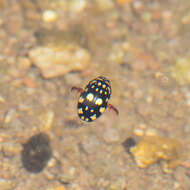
[107,86,111,93]
[85,106,88,111]
[95,98,103,105]
[79,97,84,103]
[102,84,106,88]
[99,107,105,113]
[78,108,83,114]
[90,80,96,84]
[91,85,95,88]
[105,91,107,95]
[90,114,96,120]
[98,82,102,86]
[85,118,89,121]
[96,88,99,92]
[100,90,103,94]
[90,109,94,112]
[98,77,104,81]
[86,93,94,101]
[81,116,85,120]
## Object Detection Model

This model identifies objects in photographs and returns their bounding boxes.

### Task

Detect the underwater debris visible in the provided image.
[127,135,183,173]
[21,133,52,173]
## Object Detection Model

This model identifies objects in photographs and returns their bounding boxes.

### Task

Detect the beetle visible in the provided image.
[71,76,118,122]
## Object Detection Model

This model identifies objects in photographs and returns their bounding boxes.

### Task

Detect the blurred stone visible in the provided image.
[170,57,190,85]
[29,43,90,78]
[39,110,55,131]
[1,141,22,157]
[116,0,134,5]
[122,137,136,153]
[0,179,15,190]
[21,133,52,173]
[69,0,87,13]
[130,135,183,173]
[96,0,114,11]
[80,135,100,154]
[8,56,31,78]
[42,10,58,23]
[103,128,120,143]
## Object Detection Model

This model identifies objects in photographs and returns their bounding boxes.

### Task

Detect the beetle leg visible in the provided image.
[71,87,84,93]
[108,104,119,115]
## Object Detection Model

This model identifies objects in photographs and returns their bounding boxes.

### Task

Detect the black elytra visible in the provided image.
[72,76,118,122]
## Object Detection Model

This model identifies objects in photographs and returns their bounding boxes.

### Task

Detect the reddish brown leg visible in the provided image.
[108,104,119,115]
[71,87,84,93]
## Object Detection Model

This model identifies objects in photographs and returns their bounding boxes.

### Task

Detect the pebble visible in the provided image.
[44,171,55,181]
[55,186,66,190]
[130,135,183,173]
[133,128,144,136]
[21,133,52,173]
[8,56,31,78]
[40,110,55,131]
[109,43,125,64]
[174,167,190,189]
[81,135,100,154]
[109,177,127,190]
[103,128,120,143]
[182,12,190,24]
[47,157,57,168]
[46,186,66,190]
[145,95,153,103]
[116,0,134,5]
[155,72,170,86]
[145,128,158,137]
[57,0,87,14]
[70,183,83,190]
[4,108,17,124]
[29,43,90,78]
[133,0,143,11]
[42,10,58,23]
[96,0,114,11]
[170,57,190,85]
[1,141,22,157]
[138,123,147,129]
[184,124,190,133]
[17,56,31,71]
[0,95,5,103]
[69,0,87,13]
[0,178,14,190]
[141,12,152,23]
[0,18,3,26]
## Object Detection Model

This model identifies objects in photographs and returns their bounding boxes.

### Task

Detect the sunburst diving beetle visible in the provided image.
[72,76,118,122]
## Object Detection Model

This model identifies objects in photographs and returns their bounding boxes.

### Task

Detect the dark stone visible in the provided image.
[122,137,136,153]
[21,133,52,173]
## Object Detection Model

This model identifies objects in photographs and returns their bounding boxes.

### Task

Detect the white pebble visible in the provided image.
[42,10,57,23]
[133,128,144,136]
